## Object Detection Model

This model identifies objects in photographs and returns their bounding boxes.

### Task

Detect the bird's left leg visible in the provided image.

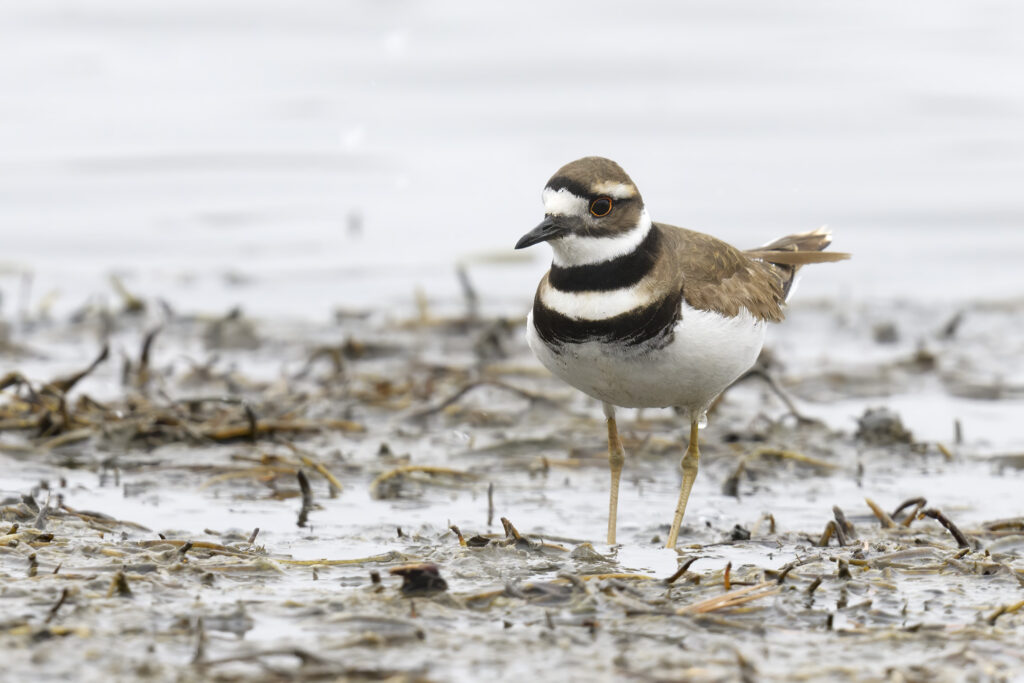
[604,402,626,545]
[666,418,700,549]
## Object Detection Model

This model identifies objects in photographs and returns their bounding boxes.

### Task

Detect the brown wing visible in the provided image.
[652,223,850,322]
[652,223,788,322]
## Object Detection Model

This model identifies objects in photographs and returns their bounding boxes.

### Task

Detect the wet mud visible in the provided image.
[2,287,1024,682]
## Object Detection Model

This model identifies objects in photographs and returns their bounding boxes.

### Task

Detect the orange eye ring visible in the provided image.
[590,197,613,217]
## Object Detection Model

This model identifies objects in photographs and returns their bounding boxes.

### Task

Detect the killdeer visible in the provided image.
[515,157,849,548]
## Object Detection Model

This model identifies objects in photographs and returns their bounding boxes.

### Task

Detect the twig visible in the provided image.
[864,497,895,528]
[676,582,778,615]
[44,588,68,624]
[920,508,970,549]
[369,465,476,500]
[296,470,313,528]
[892,497,927,526]
[664,556,701,585]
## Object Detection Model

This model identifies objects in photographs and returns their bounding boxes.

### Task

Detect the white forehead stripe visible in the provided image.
[540,282,654,320]
[550,209,652,268]
[542,187,588,217]
[591,181,636,199]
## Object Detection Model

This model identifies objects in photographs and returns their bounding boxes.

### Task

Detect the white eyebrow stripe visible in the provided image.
[591,181,637,199]
[550,210,652,267]
[542,187,589,217]
[540,281,655,320]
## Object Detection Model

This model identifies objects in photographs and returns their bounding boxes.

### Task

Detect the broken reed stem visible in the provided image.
[449,525,467,547]
[296,469,313,528]
[405,379,558,422]
[752,446,837,470]
[369,465,476,499]
[988,600,1024,626]
[297,454,343,495]
[818,520,847,547]
[676,581,778,615]
[865,497,896,528]
[501,517,523,541]
[892,497,927,526]
[920,508,970,549]
[833,505,855,540]
[664,556,701,585]
[487,482,494,528]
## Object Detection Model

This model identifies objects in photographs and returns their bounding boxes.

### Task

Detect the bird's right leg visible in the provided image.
[666,418,700,548]
[604,402,626,545]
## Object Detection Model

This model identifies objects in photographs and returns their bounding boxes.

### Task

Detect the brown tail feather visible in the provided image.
[745,227,850,300]
[742,250,850,265]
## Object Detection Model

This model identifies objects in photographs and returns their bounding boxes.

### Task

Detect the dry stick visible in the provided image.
[487,482,495,528]
[369,465,476,499]
[833,505,856,539]
[45,344,110,394]
[61,504,151,531]
[455,264,480,321]
[676,581,779,615]
[935,443,955,461]
[200,648,327,668]
[107,571,131,597]
[501,517,523,541]
[987,599,1024,626]
[288,446,343,495]
[44,588,68,624]
[449,525,467,547]
[920,508,970,549]
[201,418,364,442]
[836,558,852,580]
[243,404,258,443]
[864,497,896,528]
[405,379,560,422]
[276,551,398,567]
[723,562,732,591]
[818,520,847,547]
[135,327,161,390]
[191,617,206,665]
[199,465,298,490]
[728,367,819,424]
[891,497,927,525]
[773,561,800,584]
[664,556,701,585]
[751,447,837,470]
[296,470,313,528]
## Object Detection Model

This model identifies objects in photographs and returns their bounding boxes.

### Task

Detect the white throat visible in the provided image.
[549,209,652,268]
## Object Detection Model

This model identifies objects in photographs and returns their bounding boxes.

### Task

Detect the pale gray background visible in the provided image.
[2,1,1022,316]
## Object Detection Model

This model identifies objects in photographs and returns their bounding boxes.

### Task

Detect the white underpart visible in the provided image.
[549,209,653,268]
[539,280,653,320]
[527,301,766,413]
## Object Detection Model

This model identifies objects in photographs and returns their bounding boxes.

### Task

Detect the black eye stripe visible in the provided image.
[545,177,636,207]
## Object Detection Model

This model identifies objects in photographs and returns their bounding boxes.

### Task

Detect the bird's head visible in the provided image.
[515,157,650,267]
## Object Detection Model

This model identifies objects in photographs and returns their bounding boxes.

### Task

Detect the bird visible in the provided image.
[515,156,849,548]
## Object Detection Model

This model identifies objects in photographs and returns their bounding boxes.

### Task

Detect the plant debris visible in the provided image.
[1,291,1023,681]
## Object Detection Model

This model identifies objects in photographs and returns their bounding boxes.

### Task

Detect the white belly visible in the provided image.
[526,302,766,413]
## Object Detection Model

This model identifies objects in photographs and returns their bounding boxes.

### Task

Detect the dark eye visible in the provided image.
[590,197,613,217]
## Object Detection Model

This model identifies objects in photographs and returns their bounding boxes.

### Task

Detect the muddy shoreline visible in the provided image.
[2,291,1024,682]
